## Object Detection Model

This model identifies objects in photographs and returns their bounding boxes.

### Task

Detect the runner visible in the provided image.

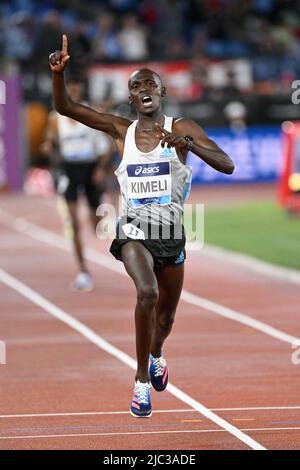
[41,78,112,291]
[49,34,234,417]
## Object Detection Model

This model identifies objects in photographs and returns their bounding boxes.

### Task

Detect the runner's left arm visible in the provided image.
[155,118,234,174]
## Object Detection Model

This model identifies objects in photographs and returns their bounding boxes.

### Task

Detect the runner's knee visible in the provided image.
[137,283,159,309]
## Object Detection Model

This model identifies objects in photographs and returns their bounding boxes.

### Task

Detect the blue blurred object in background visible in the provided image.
[188,125,282,184]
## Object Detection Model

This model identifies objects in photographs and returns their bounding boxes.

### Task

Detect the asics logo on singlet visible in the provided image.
[134,166,160,176]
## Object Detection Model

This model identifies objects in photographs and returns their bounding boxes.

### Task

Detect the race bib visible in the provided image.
[127,162,171,208]
[122,223,145,240]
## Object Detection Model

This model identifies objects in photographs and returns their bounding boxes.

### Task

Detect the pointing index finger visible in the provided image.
[62,34,68,54]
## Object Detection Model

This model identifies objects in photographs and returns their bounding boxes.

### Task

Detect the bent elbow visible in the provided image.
[55,104,67,115]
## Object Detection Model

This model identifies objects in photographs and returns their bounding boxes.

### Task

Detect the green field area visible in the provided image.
[192,201,300,271]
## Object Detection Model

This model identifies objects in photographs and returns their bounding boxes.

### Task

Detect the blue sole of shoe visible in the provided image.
[130,409,152,418]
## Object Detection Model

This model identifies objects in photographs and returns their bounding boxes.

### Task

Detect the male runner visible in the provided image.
[41,78,112,291]
[50,34,234,417]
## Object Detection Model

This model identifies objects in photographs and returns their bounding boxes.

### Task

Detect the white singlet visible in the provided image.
[115,115,192,225]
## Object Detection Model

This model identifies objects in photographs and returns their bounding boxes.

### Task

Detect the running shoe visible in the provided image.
[130,380,152,418]
[71,272,94,292]
[149,354,169,391]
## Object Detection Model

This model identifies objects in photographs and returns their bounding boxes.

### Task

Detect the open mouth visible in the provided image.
[141,95,153,107]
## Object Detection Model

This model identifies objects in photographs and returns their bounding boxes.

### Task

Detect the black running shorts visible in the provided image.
[110,216,186,270]
[58,161,104,209]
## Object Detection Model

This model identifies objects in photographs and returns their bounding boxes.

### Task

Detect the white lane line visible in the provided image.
[0,430,235,441]
[0,427,300,441]
[1,405,300,419]
[0,409,192,419]
[213,406,300,411]
[1,212,299,347]
[180,290,300,345]
[0,268,266,450]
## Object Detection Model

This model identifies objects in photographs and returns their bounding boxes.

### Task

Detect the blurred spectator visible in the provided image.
[91,11,121,62]
[164,37,187,60]
[1,0,300,68]
[224,101,248,132]
[1,0,300,105]
[156,0,187,46]
[33,10,64,71]
[4,11,35,63]
[67,21,92,78]
[139,1,159,29]
[118,13,148,61]
[109,0,139,13]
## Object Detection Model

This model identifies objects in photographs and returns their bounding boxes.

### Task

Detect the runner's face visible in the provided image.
[128,72,164,114]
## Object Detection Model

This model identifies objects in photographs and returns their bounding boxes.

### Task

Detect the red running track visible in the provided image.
[0,192,300,450]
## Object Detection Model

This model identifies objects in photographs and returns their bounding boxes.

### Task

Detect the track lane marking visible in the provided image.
[0,409,194,418]
[200,244,300,286]
[0,267,266,450]
[1,406,300,419]
[232,419,255,422]
[0,211,299,347]
[0,427,300,441]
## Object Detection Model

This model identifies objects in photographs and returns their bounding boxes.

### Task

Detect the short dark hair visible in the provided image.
[128,68,163,88]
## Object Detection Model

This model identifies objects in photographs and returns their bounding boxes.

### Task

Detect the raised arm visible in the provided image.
[49,34,131,140]
[155,118,235,175]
